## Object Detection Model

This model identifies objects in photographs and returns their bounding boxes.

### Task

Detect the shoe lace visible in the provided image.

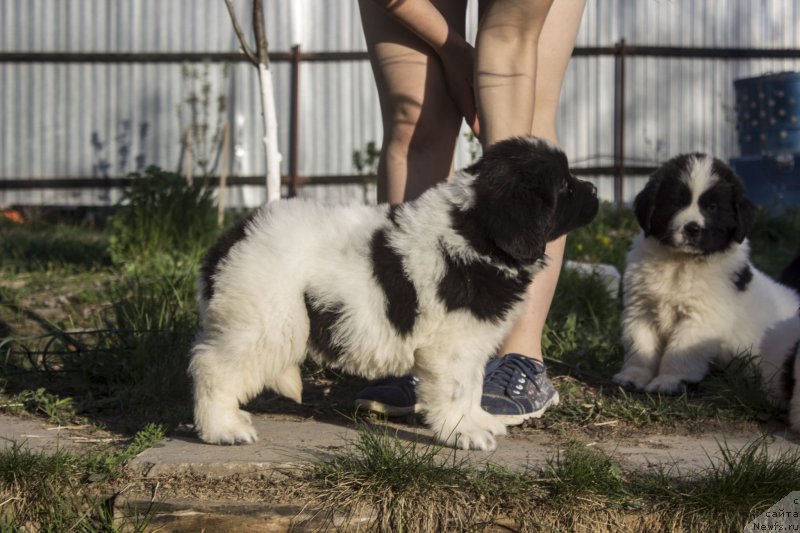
[484,354,543,394]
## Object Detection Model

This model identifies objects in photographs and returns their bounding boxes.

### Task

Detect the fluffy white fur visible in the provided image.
[613,153,800,394]
[615,235,799,393]
[189,175,533,450]
[760,314,800,431]
[189,137,598,451]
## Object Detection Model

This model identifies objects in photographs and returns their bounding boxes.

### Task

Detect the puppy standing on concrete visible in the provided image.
[613,154,800,394]
[189,137,599,451]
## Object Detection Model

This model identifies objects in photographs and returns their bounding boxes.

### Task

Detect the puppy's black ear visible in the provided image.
[733,192,756,243]
[712,158,756,243]
[467,138,563,263]
[633,174,661,236]
[733,196,757,243]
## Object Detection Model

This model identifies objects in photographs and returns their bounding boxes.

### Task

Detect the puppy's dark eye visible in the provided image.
[706,203,718,213]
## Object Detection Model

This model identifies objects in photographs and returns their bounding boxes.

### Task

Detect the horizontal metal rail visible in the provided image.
[2,42,799,205]
[0,166,658,190]
[2,46,800,63]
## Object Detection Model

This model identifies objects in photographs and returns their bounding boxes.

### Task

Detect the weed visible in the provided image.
[84,422,166,481]
[546,441,628,501]
[107,165,218,265]
[0,424,163,531]
[636,438,800,528]
[0,442,94,531]
[310,429,549,531]
[178,61,229,178]
[352,141,381,176]
[309,428,800,531]
[0,388,79,425]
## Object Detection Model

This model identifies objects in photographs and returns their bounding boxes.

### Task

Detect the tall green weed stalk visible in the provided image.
[108,166,218,266]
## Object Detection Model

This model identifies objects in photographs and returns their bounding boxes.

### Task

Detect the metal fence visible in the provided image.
[2,43,800,208]
[3,0,800,208]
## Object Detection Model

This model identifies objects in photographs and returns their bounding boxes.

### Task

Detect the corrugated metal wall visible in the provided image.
[1,0,799,207]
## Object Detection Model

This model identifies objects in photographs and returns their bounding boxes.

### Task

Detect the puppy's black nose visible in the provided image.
[684,222,701,240]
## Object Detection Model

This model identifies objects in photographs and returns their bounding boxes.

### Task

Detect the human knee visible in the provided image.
[478,0,553,45]
[384,107,461,154]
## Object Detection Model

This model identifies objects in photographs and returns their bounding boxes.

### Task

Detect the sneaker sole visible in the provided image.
[492,390,560,426]
[354,399,422,417]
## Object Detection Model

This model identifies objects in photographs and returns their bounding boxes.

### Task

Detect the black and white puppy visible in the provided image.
[189,137,599,451]
[760,312,800,432]
[613,154,800,394]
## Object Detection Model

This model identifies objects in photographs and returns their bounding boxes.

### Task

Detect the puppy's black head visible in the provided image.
[457,137,598,264]
[634,153,756,255]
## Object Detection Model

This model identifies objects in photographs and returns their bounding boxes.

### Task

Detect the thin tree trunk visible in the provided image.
[225,0,282,203]
[258,63,282,203]
[218,123,230,226]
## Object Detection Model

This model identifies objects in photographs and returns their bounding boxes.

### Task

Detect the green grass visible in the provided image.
[310,425,544,532]
[107,165,219,266]
[309,428,800,531]
[0,388,80,425]
[0,221,112,273]
[565,201,640,272]
[1,189,799,530]
[0,423,164,531]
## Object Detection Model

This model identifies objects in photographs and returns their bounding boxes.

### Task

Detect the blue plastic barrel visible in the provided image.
[731,154,800,211]
[734,72,800,155]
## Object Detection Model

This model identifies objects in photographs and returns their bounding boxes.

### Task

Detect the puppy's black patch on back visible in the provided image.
[781,341,800,403]
[370,228,418,336]
[200,210,259,301]
[304,293,347,362]
[732,264,753,292]
[438,248,532,323]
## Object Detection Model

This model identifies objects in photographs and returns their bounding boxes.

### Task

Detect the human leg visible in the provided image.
[355,0,467,415]
[476,0,585,362]
[358,0,467,203]
[498,0,585,361]
[476,0,586,421]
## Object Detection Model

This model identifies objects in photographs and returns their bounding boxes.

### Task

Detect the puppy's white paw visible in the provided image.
[472,408,507,437]
[454,428,498,451]
[197,409,258,445]
[434,420,498,451]
[613,366,654,391]
[645,375,687,395]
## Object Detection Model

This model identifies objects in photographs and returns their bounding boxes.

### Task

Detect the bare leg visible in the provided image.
[476,0,586,362]
[358,0,467,204]
[475,0,553,145]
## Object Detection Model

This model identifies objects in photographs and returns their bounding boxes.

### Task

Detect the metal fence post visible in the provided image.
[289,45,301,197]
[614,39,627,209]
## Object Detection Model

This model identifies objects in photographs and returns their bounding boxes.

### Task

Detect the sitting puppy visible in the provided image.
[189,137,599,451]
[760,312,800,432]
[613,154,800,394]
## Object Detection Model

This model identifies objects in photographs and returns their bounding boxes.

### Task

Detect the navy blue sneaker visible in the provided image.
[481,353,559,425]
[354,376,420,416]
